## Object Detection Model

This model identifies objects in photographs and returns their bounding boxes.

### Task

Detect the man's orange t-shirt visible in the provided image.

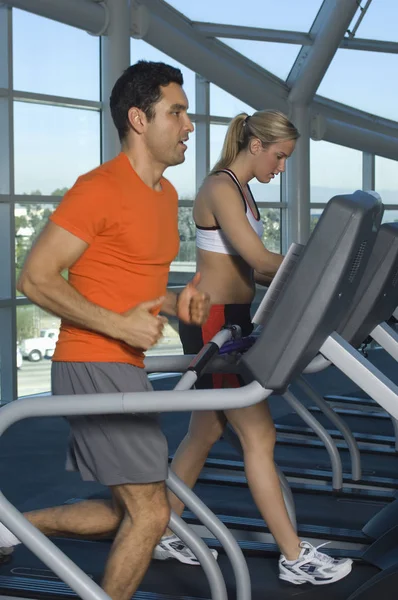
[50,152,179,368]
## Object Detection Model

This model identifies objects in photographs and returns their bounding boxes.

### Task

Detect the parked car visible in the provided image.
[19,328,59,362]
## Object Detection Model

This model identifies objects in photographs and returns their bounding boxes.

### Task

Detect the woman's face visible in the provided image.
[252,139,296,184]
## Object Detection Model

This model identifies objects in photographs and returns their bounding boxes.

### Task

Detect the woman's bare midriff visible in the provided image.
[196,248,255,305]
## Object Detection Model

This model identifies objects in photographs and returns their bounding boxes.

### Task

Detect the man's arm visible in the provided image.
[18,222,166,350]
[161,274,210,326]
[161,290,179,317]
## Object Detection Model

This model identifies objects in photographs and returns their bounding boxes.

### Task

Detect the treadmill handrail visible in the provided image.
[282,389,343,490]
[320,332,398,421]
[0,381,268,435]
[303,353,331,374]
[0,382,268,600]
[144,354,243,374]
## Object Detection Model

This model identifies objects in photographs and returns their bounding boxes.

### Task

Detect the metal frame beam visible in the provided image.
[288,0,359,105]
[195,74,210,192]
[362,152,375,191]
[192,23,310,45]
[311,98,398,161]
[3,0,106,35]
[321,118,398,161]
[137,0,289,112]
[100,0,130,162]
[4,0,398,160]
[285,105,311,244]
[192,22,398,55]
[341,37,398,53]
[0,4,17,403]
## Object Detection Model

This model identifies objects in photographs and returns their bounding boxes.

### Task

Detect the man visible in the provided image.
[0,61,209,600]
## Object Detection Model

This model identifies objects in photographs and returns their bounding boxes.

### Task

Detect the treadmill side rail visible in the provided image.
[320,332,398,421]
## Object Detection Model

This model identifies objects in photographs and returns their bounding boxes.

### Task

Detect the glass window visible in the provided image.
[15,202,58,285]
[354,0,398,42]
[310,140,363,204]
[13,9,100,101]
[17,305,59,397]
[251,178,281,204]
[259,208,281,253]
[0,7,8,89]
[317,49,398,121]
[165,0,324,32]
[175,206,196,264]
[376,156,398,206]
[164,129,196,200]
[14,102,100,195]
[130,39,196,112]
[0,204,11,300]
[220,40,301,81]
[310,208,323,233]
[210,124,228,170]
[382,209,398,224]
[0,98,10,195]
[145,321,183,357]
[210,84,254,118]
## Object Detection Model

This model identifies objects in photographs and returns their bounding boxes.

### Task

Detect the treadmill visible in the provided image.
[0,191,397,600]
[173,221,398,552]
[273,221,398,459]
[220,221,398,482]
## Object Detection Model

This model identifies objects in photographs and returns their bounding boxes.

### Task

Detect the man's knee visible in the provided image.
[116,481,170,537]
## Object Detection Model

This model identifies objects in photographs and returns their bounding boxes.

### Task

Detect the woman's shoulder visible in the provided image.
[199,172,236,198]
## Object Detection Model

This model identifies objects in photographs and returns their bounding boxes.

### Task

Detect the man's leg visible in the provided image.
[102,482,170,600]
[0,496,124,548]
[25,495,123,539]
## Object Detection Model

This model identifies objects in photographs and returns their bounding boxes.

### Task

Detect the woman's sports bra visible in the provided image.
[196,169,264,256]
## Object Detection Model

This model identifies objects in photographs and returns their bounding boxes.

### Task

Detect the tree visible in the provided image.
[176,205,283,261]
[51,187,69,197]
[16,306,37,343]
[15,203,56,277]
[177,205,196,262]
[15,189,66,341]
[310,213,321,233]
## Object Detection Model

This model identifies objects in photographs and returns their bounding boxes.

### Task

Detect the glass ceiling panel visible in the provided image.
[353,0,398,43]
[210,84,255,118]
[317,49,398,121]
[165,0,324,32]
[220,39,300,81]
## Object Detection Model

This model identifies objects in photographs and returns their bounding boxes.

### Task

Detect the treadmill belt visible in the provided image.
[0,538,380,600]
[275,411,396,440]
[17,474,386,541]
[160,412,398,481]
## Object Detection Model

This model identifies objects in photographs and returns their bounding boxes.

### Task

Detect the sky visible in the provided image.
[9,1,398,206]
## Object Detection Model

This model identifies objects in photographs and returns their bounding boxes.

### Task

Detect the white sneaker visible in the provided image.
[279,541,353,586]
[0,547,13,563]
[153,534,218,566]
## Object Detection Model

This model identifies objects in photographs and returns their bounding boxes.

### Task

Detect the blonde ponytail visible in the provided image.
[211,113,249,172]
[211,109,299,173]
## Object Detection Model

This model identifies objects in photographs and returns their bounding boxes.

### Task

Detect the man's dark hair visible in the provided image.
[110,60,184,142]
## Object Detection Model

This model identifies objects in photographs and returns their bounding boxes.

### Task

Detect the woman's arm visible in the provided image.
[208,178,283,277]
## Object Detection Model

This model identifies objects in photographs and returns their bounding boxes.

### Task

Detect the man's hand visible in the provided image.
[118,297,168,350]
[177,273,210,326]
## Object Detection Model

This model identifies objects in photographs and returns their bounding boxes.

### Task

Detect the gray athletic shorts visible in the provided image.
[51,362,168,486]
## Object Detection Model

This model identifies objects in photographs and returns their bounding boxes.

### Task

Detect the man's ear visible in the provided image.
[249,137,262,155]
[127,107,146,134]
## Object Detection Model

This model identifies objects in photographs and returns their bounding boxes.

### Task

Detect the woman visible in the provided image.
[154,110,353,586]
